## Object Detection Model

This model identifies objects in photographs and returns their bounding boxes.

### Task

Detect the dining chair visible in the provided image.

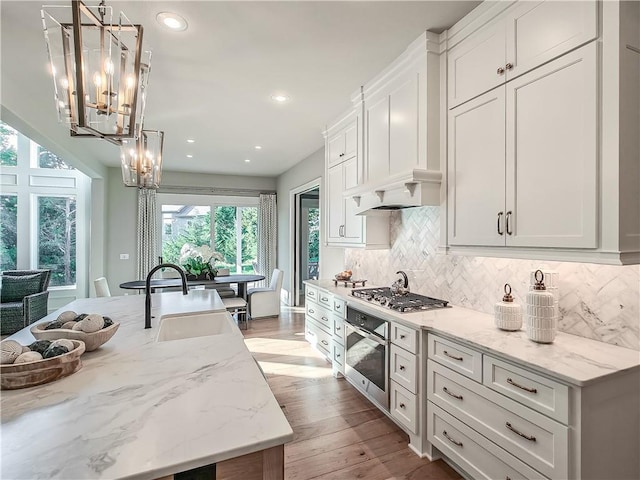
[247,269,283,319]
[94,277,111,297]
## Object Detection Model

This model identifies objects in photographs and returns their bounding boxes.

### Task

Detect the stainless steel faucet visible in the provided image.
[145,263,188,329]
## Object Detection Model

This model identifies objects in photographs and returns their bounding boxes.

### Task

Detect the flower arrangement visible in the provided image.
[179,244,224,279]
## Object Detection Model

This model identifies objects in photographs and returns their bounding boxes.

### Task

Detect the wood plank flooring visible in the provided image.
[217,308,461,480]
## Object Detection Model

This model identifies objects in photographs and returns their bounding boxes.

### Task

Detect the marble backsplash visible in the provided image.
[345,207,640,351]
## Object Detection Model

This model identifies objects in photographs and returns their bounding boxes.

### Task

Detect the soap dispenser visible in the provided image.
[494,284,523,331]
[526,270,557,343]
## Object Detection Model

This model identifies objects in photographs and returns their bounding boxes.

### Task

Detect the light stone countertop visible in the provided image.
[305,280,640,387]
[1,291,293,480]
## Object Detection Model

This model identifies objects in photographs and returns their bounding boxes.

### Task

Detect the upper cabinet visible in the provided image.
[444,0,640,264]
[323,109,390,249]
[448,0,597,108]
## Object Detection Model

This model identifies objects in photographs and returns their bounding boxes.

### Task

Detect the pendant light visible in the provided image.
[120,129,164,189]
[41,0,151,144]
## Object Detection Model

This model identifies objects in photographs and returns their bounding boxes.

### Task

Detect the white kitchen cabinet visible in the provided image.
[324,108,390,249]
[448,43,597,249]
[448,0,597,108]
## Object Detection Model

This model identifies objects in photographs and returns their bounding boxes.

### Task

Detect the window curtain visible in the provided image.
[257,193,277,287]
[136,189,158,280]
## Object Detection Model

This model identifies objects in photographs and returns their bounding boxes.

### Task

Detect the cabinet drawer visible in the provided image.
[428,402,549,480]
[333,297,346,319]
[333,319,345,346]
[391,323,417,354]
[390,381,418,434]
[306,318,332,358]
[305,285,318,303]
[305,302,333,333]
[483,355,569,424]
[317,290,333,309]
[428,361,568,479]
[428,334,482,382]
[390,344,417,394]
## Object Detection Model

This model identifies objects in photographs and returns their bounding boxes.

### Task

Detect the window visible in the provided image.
[0,121,87,290]
[160,196,258,274]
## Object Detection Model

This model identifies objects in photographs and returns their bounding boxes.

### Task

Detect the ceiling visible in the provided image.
[1,1,480,178]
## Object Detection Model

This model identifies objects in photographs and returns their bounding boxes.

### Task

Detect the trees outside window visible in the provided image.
[37,196,77,286]
[161,201,258,274]
[0,195,18,270]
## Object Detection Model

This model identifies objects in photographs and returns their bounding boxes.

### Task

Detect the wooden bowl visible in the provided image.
[0,340,85,390]
[31,321,119,352]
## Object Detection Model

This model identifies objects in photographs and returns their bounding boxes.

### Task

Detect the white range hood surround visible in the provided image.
[345,169,442,215]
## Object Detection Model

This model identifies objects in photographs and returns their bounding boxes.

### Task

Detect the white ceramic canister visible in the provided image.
[526,270,557,343]
[494,283,523,331]
[530,269,559,318]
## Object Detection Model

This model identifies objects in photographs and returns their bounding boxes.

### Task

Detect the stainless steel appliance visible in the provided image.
[351,287,450,313]
[344,307,389,410]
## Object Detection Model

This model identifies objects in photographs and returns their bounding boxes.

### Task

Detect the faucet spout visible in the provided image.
[145,263,188,329]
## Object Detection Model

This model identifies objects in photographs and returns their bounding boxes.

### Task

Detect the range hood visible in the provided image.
[344,169,442,215]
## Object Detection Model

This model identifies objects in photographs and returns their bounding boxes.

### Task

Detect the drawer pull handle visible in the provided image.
[308,292,315,296]
[443,350,463,361]
[336,305,341,309]
[309,309,315,314]
[399,365,406,371]
[321,340,329,346]
[322,297,328,301]
[443,430,463,447]
[400,334,406,339]
[443,387,463,400]
[507,377,537,394]
[399,403,406,409]
[336,353,341,357]
[321,316,328,322]
[505,422,536,442]
[336,326,341,331]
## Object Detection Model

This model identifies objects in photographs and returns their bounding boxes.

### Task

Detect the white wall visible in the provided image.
[276,147,345,304]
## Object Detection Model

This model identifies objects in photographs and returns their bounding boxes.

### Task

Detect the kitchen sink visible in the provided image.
[156,311,240,342]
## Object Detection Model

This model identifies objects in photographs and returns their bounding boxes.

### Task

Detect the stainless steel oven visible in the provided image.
[344,307,389,410]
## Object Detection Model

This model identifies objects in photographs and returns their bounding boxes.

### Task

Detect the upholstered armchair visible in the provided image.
[0,270,51,335]
[247,269,283,319]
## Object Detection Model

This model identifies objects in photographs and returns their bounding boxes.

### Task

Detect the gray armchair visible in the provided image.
[0,270,51,335]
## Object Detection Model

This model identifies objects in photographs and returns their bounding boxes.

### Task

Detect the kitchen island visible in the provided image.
[1,290,293,480]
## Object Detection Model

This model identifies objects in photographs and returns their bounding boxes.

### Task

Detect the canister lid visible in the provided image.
[502,283,514,302]
[532,269,547,290]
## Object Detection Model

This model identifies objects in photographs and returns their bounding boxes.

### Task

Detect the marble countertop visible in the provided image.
[306,280,640,387]
[1,291,293,480]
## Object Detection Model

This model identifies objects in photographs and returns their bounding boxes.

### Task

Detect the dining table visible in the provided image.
[119,274,265,301]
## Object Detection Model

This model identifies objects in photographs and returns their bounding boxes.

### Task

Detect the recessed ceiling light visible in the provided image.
[254,145,262,150]
[244,159,251,163]
[186,154,193,158]
[187,139,195,143]
[156,12,188,31]
[271,94,290,103]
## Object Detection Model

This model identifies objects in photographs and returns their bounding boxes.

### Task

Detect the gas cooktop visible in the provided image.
[351,287,450,313]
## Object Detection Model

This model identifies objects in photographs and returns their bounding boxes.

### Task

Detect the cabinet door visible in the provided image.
[390,75,419,173]
[326,163,345,243]
[328,131,345,167]
[505,0,597,81]
[366,95,390,181]
[343,119,358,161]
[448,19,506,108]
[342,157,363,241]
[505,43,597,248]
[448,88,506,246]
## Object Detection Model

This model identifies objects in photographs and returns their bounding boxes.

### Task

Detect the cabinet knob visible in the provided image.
[399,365,406,371]
[497,66,505,75]
[400,334,406,339]
[506,62,513,70]
[399,403,406,409]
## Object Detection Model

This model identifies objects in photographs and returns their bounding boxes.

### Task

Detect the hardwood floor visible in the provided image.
[217,308,461,480]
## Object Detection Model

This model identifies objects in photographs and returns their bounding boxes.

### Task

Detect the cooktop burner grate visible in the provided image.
[351,287,450,313]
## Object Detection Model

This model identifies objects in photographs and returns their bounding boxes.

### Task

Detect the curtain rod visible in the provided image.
[158,185,276,197]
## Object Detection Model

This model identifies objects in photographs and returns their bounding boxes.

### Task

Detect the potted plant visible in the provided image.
[179,244,224,280]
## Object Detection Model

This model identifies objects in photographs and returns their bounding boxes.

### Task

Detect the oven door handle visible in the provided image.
[347,324,388,346]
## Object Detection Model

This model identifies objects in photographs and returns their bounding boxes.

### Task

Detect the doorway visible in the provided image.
[293,185,320,306]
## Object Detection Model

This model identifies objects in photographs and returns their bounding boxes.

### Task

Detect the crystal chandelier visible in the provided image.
[120,129,164,189]
[41,0,151,144]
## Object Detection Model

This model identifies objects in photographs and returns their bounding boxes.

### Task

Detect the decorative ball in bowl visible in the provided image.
[335,270,353,281]
[30,311,119,352]
[1,338,85,390]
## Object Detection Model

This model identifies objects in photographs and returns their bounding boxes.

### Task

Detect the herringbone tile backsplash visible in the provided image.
[345,207,640,351]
